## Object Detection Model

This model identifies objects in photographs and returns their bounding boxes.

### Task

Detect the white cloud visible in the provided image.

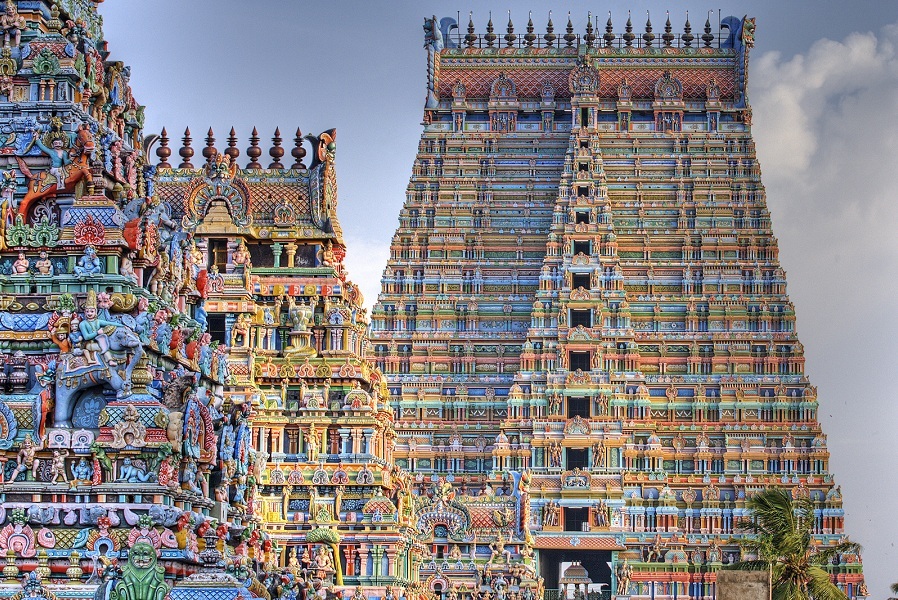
[751,22,898,597]
[343,234,391,314]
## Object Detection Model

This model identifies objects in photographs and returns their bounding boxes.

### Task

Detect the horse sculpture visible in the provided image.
[15,123,95,218]
[43,314,144,428]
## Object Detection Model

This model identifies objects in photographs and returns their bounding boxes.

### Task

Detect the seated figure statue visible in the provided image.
[74,245,102,277]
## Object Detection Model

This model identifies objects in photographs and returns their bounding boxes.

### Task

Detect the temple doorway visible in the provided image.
[538,549,612,600]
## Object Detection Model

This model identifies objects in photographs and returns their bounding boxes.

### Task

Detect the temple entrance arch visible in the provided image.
[538,550,611,600]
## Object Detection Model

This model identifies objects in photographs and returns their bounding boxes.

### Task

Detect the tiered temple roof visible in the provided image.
[370,12,865,600]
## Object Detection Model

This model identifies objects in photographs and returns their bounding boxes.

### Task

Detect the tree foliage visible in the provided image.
[728,488,860,600]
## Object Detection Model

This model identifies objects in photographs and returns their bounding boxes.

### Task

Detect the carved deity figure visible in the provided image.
[74,245,102,276]
[591,441,605,469]
[11,433,44,480]
[120,251,137,282]
[315,544,334,571]
[49,449,70,484]
[116,457,155,483]
[110,541,169,600]
[542,500,560,527]
[79,289,119,365]
[71,457,93,485]
[230,313,251,347]
[31,127,71,190]
[35,251,53,275]
[0,0,25,47]
[616,560,632,595]
[548,440,562,467]
[306,424,320,462]
[12,251,27,273]
[232,239,251,268]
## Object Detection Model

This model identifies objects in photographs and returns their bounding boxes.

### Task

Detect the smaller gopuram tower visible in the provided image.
[154,127,419,600]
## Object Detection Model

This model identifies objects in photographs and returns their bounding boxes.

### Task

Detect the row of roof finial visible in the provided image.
[155,127,307,170]
[458,10,719,49]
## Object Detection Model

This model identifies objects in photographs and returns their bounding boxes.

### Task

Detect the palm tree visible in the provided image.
[727,488,860,600]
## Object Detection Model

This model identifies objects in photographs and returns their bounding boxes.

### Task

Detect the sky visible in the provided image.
[99,1,898,595]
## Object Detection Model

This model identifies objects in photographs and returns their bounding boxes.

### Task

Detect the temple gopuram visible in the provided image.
[0,4,869,600]
[370,12,866,600]
[0,1,417,600]
[152,125,417,596]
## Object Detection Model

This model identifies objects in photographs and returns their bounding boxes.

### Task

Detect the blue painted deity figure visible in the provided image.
[71,457,93,483]
[181,459,202,494]
[74,245,102,276]
[153,312,172,352]
[198,336,213,377]
[234,411,251,477]
[182,392,202,459]
[116,458,155,483]
[215,344,230,382]
[32,127,71,190]
[134,297,153,344]
[79,289,119,365]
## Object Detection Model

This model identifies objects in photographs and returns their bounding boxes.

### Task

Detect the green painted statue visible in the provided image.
[111,542,169,600]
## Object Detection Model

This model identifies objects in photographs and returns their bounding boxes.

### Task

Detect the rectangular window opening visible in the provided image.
[569,351,590,371]
[564,507,589,532]
[570,310,592,328]
[567,397,589,418]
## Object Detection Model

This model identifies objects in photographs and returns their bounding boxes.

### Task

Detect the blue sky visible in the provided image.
[99,1,898,595]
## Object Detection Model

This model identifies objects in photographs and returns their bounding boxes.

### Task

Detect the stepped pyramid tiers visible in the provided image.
[372,12,865,600]
[153,128,418,597]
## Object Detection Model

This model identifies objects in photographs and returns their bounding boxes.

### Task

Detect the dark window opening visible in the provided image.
[573,241,590,255]
[207,313,226,345]
[208,238,228,270]
[570,310,591,328]
[567,397,589,418]
[577,186,589,197]
[578,163,589,173]
[580,140,589,149]
[566,448,588,469]
[575,211,589,224]
[569,352,590,371]
[572,274,590,289]
[580,107,589,126]
[564,507,589,532]
[248,243,275,268]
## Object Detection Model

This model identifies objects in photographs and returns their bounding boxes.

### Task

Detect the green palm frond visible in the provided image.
[732,488,851,600]
[891,582,898,594]
[727,559,771,571]
[806,566,849,600]
[811,542,862,567]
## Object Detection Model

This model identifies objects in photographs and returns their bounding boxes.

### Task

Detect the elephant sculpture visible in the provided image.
[43,312,144,428]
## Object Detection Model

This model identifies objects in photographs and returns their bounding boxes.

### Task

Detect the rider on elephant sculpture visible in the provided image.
[79,289,119,366]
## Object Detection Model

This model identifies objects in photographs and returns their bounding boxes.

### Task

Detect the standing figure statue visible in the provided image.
[616,560,632,595]
[306,424,320,462]
[32,126,71,190]
[11,433,45,480]
[49,449,70,484]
